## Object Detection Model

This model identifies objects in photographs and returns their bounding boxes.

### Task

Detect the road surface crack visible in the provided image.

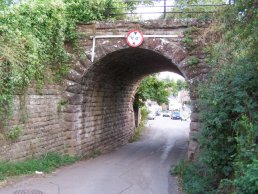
[117,184,133,194]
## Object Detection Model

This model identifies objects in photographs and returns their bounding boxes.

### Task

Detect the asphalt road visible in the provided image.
[0,116,190,194]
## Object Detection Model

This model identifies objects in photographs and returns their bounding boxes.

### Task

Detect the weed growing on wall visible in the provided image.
[186,56,199,66]
[6,126,23,141]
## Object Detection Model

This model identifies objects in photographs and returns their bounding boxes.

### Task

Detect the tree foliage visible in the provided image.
[167,0,225,20]
[134,75,188,108]
[134,75,170,107]
[165,79,188,96]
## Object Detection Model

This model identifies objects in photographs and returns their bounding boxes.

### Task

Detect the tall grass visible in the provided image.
[0,152,79,180]
[129,106,148,142]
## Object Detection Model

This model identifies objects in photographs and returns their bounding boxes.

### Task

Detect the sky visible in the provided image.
[158,71,185,81]
[135,0,175,20]
[135,0,230,20]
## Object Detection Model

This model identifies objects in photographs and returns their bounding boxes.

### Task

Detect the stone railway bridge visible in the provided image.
[0,19,213,161]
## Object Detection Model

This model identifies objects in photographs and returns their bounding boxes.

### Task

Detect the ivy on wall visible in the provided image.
[0,0,129,119]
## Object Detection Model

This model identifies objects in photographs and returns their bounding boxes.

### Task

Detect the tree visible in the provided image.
[134,75,170,108]
[164,78,188,96]
[175,0,224,5]
[0,0,14,11]
[176,79,188,91]
[167,0,225,19]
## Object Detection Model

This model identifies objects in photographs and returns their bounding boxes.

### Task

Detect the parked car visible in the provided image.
[148,112,156,120]
[171,111,181,120]
[162,112,171,117]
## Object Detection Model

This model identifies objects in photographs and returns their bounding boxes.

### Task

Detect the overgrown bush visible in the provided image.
[64,0,126,22]
[0,0,130,119]
[173,160,217,194]
[174,0,258,193]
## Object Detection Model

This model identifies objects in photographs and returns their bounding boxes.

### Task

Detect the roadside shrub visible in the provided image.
[173,160,217,194]
[174,1,258,193]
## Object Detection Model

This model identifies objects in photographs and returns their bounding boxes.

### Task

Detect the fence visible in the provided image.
[105,0,234,19]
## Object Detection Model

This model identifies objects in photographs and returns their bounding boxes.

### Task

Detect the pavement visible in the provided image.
[0,116,190,194]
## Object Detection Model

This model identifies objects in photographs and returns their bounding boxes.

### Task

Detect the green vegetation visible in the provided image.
[182,27,198,50]
[172,160,216,193]
[129,106,148,142]
[132,75,188,141]
[182,37,196,49]
[166,79,188,96]
[6,126,23,140]
[134,75,170,107]
[0,0,134,120]
[173,0,258,193]
[186,56,199,66]
[57,99,67,113]
[134,75,188,108]
[167,0,225,20]
[0,152,79,180]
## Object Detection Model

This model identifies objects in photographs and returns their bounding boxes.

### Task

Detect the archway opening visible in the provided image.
[68,48,191,155]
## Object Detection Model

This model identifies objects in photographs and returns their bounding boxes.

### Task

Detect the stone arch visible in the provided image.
[63,20,211,158]
[91,38,188,77]
[63,44,190,156]
[0,19,212,161]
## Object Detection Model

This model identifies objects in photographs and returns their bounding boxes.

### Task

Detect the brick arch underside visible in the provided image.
[66,48,185,156]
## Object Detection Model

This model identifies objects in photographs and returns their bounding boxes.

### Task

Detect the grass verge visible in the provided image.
[129,106,148,143]
[0,152,79,181]
[128,121,145,143]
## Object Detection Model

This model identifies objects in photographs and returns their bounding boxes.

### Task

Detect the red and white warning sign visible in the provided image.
[126,30,144,47]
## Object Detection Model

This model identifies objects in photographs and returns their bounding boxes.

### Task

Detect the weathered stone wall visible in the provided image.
[0,19,211,161]
[63,19,211,158]
[0,85,66,161]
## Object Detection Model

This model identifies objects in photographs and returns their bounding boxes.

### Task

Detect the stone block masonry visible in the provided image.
[0,85,66,161]
[0,19,212,161]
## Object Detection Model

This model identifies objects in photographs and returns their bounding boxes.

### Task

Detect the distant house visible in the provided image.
[146,100,162,113]
[168,96,181,111]
[178,90,190,105]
